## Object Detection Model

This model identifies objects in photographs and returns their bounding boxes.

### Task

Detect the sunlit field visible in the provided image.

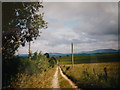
[59,53,120,88]
[61,62,120,88]
[58,53,119,64]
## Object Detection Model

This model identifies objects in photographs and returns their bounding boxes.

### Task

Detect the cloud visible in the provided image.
[17,2,118,54]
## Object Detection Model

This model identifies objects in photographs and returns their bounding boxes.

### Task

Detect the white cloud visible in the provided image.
[17,2,118,54]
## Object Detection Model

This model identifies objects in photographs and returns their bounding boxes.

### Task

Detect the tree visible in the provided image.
[49,56,57,67]
[2,2,47,60]
[33,51,38,60]
[44,53,50,58]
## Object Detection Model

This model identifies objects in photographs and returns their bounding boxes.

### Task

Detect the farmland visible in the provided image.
[58,53,119,64]
[59,53,120,88]
[61,62,120,88]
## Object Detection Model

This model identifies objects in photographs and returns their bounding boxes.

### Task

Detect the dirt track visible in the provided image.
[52,66,80,89]
[52,67,60,88]
[59,67,78,88]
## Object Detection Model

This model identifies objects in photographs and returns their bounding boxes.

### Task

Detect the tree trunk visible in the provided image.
[29,41,31,60]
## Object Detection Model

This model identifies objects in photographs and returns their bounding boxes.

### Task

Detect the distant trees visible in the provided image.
[44,53,57,67]
[67,55,69,57]
[59,56,62,57]
[2,2,47,60]
[33,51,38,60]
[44,53,50,58]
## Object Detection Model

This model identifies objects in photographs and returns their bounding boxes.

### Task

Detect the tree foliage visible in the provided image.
[44,53,50,58]
[49,56,57,67]
[2,2,47,60]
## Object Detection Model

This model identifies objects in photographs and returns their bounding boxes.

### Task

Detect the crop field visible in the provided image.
[61,62,120,88]
[58,53,119,64]
[59,53,120,88]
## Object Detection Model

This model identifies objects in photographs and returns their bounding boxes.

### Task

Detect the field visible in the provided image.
[58,53,119,64]
[61,62,120,88]
[59,53,120,88]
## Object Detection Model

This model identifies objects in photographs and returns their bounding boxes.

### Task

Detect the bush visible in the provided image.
[48,56,57,68]
[18,59,37,75]
[18,55,51,75]
[3,53,57,87]
[35,55,50,72]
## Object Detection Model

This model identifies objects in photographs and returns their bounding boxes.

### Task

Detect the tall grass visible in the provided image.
[61,62,120,88]
[3,53,57,88]
[8,66,56,88]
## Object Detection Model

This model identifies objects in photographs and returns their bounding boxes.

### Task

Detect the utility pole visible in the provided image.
[71,42,74,68]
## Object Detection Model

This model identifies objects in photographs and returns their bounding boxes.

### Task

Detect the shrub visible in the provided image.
[48,56,57,68]
[3,53,57,87]
[18,59,37,75]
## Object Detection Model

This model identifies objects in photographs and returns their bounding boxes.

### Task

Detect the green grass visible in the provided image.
[58,53,119,64]
[61,62,120,88]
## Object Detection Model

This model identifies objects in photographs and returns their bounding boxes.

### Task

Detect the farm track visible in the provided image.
[52,67,60,88]
[59,67,79,89]
[52,66,81,89]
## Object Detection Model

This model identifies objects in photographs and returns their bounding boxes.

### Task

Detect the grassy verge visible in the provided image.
[5,66,56,88]
[61,62,120,88]
[58,67,72,88]
[3,53,57,88]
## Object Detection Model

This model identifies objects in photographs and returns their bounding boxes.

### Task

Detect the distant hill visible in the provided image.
[82,49,118,54]
[16,49,119,58]
[17,54,28,58]
[49,49,119,57]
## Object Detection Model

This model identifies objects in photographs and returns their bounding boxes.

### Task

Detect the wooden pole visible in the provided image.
[71,43,74,68]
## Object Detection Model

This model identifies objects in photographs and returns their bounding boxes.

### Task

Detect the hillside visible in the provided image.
[49,49,119,57]
[17,49,119,58]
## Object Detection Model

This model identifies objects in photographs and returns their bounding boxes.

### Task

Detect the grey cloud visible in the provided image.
[44,2,118,48]
[44,2,118,37]
[18,2,118,54]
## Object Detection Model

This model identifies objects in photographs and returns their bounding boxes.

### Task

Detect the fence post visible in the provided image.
[104,67,108,81]
[93,68,96,75]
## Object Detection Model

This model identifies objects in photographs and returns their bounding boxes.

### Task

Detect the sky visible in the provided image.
[17,2,118,54]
